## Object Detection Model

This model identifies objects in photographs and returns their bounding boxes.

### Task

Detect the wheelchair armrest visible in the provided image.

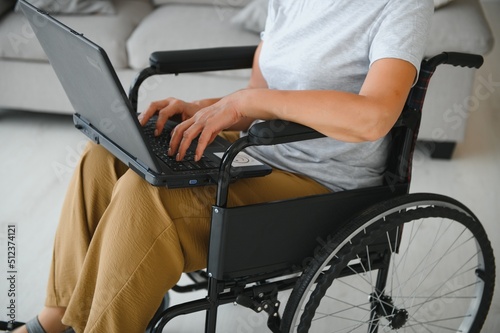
[129,46,258,112]
[247,120,325,145]
[425,52,484,70]
[216,121,324,207]
[149,46,257,74]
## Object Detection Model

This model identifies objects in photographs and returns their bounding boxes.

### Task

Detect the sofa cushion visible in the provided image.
[154,0,454,10]
[231,0,267,33]
[127,4,260,70]
[152,0,253,7]
[434,0,454,9]
[0,0,152,68]
[425,0,493,57]
[26,0,115,15]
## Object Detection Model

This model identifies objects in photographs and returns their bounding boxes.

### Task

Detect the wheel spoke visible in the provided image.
[405,313,472,332]
[282,203,494,333]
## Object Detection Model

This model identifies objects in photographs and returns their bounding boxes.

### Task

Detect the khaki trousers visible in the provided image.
[45,133,329,333]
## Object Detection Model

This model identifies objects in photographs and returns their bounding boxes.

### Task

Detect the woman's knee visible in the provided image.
[78,142,128,181]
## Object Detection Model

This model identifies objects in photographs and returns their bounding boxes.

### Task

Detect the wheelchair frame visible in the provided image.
[125,49,495,333]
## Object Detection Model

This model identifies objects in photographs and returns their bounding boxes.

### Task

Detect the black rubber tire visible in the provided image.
[281,193,495,333]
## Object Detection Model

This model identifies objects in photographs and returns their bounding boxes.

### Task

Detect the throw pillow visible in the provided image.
[434,0,455,9]
[0,0,16,17]
[27,0,115,15]
[231,0,268,34]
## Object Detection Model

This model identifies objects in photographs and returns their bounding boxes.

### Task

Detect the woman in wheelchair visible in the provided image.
[14,1,438,333]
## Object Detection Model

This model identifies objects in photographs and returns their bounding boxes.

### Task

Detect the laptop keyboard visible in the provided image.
[143,118,218,172]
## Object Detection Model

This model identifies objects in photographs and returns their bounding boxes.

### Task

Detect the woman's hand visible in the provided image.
[138,97,209,136]
[168,92,247,162]
[138,91,260,162]
[140,42,267,162]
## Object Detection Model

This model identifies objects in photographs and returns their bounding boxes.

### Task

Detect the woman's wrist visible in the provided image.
[192,97,221,109]
[237,88,278,121]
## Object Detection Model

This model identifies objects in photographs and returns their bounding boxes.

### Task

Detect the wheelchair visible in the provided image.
[126,48,497,333]
[127,48,498,333]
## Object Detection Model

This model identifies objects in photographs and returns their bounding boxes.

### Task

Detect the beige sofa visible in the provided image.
[0,0,494,158]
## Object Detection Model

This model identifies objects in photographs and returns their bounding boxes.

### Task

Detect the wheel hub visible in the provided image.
[389,309,409,330]
[371,294,409,330]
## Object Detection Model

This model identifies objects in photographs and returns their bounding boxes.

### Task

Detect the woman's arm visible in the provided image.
[228,42,268,131]
[239,58,415,142]
[138,42,267,135]
[170,57,416,162]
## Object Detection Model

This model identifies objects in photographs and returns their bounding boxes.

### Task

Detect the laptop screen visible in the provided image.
[19,0,160,172]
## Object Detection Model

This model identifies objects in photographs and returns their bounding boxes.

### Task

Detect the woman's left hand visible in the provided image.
[168,91,245,162]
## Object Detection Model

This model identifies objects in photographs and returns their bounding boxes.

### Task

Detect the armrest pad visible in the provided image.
[149,46,257,74]
[247,120,325,145]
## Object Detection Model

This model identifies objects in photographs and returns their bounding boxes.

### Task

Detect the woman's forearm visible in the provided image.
[237,88,393,142]
[237,58,416,142]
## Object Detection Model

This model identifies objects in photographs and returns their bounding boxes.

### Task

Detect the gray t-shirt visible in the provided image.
[244,0,433,191]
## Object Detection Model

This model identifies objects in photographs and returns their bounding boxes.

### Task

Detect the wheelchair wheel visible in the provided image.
[281,193,495,333]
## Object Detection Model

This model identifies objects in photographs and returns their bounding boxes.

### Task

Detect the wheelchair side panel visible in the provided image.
[207,184,407,280]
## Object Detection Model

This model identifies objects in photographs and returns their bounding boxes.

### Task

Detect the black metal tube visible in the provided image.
[215,137,254,207]
[128,67,160,113]
[425,52,483,70]
[151,298,211,333]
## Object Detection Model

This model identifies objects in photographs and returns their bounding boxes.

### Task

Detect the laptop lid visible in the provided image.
[19,0,271,187]
[19,0,162,173]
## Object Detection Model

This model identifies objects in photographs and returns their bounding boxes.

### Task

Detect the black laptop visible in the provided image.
[19,0,271,188]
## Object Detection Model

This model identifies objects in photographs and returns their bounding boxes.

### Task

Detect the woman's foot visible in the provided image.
[12,307,69,333]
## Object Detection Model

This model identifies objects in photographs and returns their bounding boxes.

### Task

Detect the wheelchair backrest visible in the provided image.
[383,60,436,189]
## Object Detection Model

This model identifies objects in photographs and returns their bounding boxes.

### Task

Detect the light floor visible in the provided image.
[1,2,499,332]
